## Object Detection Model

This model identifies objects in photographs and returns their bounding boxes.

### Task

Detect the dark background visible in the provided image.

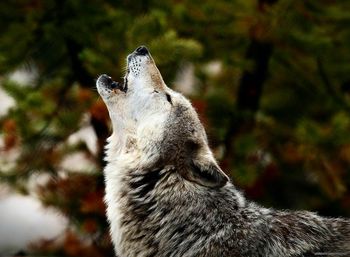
[1,0,350,256]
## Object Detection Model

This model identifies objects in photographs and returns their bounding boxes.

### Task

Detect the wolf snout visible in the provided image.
[98,74,113,86]
[97,74,125,92]
[127,46,150,63]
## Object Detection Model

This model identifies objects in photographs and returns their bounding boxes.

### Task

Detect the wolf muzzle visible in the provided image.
[98,74,126,92]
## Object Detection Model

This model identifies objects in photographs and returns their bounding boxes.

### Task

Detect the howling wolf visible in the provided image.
[96,46,350,257]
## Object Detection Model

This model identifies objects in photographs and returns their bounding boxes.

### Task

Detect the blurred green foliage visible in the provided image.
[1,0,350,256]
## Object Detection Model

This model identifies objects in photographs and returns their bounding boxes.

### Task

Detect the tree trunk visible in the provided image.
[223,0,276,163]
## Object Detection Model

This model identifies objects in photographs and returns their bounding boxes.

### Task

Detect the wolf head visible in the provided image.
[96,46,228,188]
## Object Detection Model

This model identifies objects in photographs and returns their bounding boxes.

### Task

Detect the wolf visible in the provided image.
[96,46,350,257]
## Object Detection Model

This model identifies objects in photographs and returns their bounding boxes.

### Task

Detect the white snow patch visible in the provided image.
[0,89,15,118]
[173,63,197,96]
[202,60,222,77]
[0,194,67,256]
[60,151,97,173]
[8,64,38,87]
[68,125,98,156]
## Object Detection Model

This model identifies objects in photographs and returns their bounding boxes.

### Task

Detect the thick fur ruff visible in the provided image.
[97,46,350,257]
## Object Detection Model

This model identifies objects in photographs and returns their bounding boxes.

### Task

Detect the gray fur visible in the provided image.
[97,46,350,257]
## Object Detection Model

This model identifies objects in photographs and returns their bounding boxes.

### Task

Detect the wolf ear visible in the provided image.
[182,159,229,188]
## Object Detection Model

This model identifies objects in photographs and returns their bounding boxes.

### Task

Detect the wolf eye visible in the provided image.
[165,93,172,104]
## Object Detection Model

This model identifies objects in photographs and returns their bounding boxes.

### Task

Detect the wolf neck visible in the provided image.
[104,130,136,163]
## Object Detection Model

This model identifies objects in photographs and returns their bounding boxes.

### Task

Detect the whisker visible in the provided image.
[121,65,128,74]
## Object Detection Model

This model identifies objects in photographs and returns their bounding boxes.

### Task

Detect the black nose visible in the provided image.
[135,46,149,55]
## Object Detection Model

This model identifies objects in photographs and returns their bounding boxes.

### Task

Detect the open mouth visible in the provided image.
[97,46,150,95]
[97,74,127,93]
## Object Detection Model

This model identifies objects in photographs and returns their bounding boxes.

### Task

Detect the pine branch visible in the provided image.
[316,57,350,113]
